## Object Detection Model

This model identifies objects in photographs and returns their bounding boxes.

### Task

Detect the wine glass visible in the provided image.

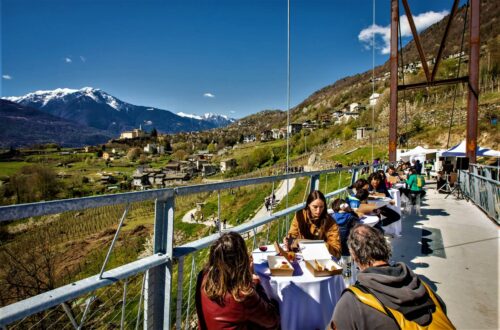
[257,239,268,262]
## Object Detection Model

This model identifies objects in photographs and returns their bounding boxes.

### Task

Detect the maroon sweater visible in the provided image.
[196,273,280,330]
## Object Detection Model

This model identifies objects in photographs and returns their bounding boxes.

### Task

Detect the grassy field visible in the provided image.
[0,161,28,177]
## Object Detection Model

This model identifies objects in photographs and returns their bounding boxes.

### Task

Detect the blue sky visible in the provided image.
[1,0,458,118]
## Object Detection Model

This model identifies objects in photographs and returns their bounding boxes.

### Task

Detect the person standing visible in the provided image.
[406,167,426,201]
[415,159,423,175]
[330,224,454,329]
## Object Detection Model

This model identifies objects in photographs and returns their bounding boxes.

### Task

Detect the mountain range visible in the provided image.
[0,99,114,148]
[1,87,235,147]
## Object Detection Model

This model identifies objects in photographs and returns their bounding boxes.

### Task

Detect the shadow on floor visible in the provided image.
[390,204,449,271]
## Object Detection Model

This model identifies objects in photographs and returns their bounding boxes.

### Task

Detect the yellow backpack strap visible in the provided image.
[346,285,403,329]
[347,286,388,315]
[420,281,456,330]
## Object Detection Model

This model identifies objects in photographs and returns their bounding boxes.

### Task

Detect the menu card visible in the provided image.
[298,240,331,260]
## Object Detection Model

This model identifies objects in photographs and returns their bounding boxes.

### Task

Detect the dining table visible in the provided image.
[366,188,402,237]
[252,245,346,330]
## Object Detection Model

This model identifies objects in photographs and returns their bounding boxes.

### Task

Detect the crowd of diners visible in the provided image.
[195,165,453,329]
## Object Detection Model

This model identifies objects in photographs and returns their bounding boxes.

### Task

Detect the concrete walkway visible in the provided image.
[390,186,499,329]
[181,178,296,230]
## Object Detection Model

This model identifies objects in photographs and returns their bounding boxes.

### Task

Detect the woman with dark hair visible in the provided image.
[287,190,341,258]
[368,172,391,197]
[196,232,280,330]
[355,188,400,232]
[331,198,360,256]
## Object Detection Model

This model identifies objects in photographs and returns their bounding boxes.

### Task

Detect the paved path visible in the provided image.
[181,178,296,231]
[390,185,499,329]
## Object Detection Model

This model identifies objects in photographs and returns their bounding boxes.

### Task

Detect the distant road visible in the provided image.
[181,178,296,233]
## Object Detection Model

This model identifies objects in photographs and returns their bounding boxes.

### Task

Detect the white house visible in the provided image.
[220,159,237,173]
[243,134,256,143]
[369,93,380,106]
[119,127,147,140]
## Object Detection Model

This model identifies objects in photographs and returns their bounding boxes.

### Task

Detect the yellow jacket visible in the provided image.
[288,209,341,259]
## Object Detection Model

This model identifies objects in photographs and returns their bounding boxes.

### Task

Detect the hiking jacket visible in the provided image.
[332,262,447,329]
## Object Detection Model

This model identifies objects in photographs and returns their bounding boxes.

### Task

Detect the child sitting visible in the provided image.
[331,198,360,256]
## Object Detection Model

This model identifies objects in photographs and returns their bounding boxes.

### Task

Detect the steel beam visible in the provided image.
[398,76,469,91]
[145,196,175,329]
[467,0,480,164]
[431,0,460,82]
[402,0,431,83]
[389,0,399,162]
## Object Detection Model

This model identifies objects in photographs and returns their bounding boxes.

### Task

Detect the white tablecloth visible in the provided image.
[360,215,380,226]
[252,247,345,330]
[366,189,402,237]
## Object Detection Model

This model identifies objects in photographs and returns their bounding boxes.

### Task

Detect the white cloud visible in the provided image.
[80,56,86,62]
[65,57,72,63]
[358,10,449,54]
[230,110,236,114]
[2,75,12,80]
[203,92,215,98]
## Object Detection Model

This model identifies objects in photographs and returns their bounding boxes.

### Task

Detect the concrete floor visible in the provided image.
[390,186,499,329]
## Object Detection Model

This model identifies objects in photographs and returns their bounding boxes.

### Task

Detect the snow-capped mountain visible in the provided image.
[3,87,234,134]
[0,99,113,148]
[4,87,131,112]
[177,112,235,126]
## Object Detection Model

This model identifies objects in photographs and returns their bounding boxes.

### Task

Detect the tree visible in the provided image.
[150,128,158,139]
[343,127,353,140]
[207,142,216,154]
[139,154,148,164]
[172,149,188,161]
[8,165,60,203]
[126,148,142,161]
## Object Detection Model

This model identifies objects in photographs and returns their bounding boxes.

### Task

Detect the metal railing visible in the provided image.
[470,163,500,182]
[0,165,375,329]
[459,167,500,224]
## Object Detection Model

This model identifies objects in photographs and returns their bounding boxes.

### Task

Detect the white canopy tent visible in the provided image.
[441,140,500,158]
[399,146,438,163]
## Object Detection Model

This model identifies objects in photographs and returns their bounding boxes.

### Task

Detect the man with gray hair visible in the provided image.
[330,224,454,329]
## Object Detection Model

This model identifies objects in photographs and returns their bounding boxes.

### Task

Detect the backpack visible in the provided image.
[347,281,455,330]
[416,175,424,188]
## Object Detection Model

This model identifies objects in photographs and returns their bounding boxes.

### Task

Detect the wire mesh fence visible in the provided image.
[6,272,146,330]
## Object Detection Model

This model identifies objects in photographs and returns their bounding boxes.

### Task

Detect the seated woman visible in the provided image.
[355,188,400,230]
[331,198,360,256]
[368,172,392,197]
[287,190,341,258]
[196,232,280,330]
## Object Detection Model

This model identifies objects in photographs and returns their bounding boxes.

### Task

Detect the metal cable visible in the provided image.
[120,279,129,330]
[285,0,291,233]
[134,273,146,330]
[446,0,469,148]
[398,10,409,148]
[371,0,376,163]
[183,254,197,330]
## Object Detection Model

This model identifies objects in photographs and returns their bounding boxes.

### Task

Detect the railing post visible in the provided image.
[145,193,175,330]
[350,168,358,187]
[310,174,320,193]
